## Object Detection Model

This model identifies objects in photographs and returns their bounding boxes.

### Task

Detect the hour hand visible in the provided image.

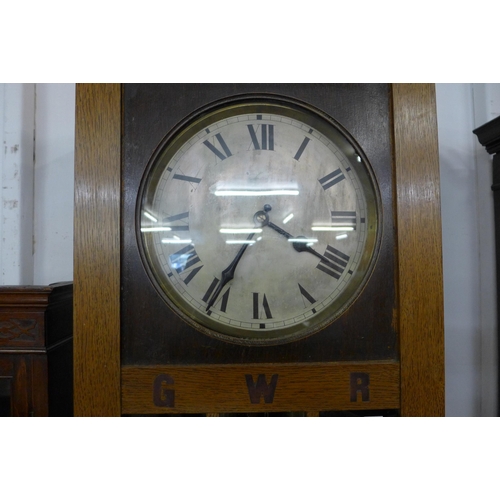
[205,232,255,311]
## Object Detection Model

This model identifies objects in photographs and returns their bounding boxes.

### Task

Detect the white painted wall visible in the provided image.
[0,83,74,286]
[0,83,35,284]
[1,83,498,416]
[32,84,75,285]
[436,83,500,416]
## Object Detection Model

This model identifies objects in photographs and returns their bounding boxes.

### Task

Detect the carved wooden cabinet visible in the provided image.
[0,282,73,416]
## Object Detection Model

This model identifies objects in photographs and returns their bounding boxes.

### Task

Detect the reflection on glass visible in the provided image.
[220,228,262,234]
[161,238,192,244]
[141,227,173,232]
[143,211,158,222]
[214,190,299,197]
[225,240,256,245]
[283,213,294,224]
[312,226,354,232]
[288,238,318,244]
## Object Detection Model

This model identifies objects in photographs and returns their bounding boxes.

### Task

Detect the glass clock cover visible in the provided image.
[138,96,381,345]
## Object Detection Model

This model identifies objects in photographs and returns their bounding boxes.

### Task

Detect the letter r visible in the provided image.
[350,372,370,402]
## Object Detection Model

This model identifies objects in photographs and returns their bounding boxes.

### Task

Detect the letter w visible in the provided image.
[245,374,279,404]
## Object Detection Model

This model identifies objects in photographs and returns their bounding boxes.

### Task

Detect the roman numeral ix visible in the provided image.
[163,211,190,231]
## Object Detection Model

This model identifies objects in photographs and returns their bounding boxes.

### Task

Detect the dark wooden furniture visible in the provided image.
[474,115,500,416]
[74,84,444,416]
[0,282,73,416]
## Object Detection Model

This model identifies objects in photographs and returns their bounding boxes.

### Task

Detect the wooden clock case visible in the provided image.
[74,84,444,417]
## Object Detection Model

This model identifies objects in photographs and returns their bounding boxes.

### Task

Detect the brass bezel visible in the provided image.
[137,94,382,345]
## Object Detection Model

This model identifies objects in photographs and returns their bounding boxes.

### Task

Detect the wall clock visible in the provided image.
[137,95,381,346]
[74,84,444,416]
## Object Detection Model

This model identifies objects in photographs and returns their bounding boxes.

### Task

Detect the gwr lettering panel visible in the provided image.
[121,362,399,415]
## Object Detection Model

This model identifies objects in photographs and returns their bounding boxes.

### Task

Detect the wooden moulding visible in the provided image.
[473,115,500,155]
[73,84,121,416]
[392,84,445,416]
[0,282,73,350]
[73,84,444,416]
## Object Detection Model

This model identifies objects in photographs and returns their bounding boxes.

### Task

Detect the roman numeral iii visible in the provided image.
[331,210,357,230]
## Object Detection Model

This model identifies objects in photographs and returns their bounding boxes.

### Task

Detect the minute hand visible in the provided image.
[266,220,330,264]
[205,232,255,311]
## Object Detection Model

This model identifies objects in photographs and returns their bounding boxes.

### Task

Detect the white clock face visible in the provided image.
[139,99,381,345]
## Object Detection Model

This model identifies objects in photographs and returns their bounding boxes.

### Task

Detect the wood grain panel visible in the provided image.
[74,84,121,416]
[121,84,396,366]
[392,84,445,416]
[121,361,400,414]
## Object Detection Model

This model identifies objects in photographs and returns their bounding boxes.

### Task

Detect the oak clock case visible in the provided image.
[138,98,380,346]
[122,84,397,366]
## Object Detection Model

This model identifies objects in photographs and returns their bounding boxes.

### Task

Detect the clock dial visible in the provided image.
[138,98,381,345]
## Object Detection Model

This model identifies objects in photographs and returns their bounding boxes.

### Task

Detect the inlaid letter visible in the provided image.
[153,374,175,408]
[350,372,370,402]
[245,374,279,404]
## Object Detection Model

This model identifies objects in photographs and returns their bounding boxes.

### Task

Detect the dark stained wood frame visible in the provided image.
[74,84,444,417]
